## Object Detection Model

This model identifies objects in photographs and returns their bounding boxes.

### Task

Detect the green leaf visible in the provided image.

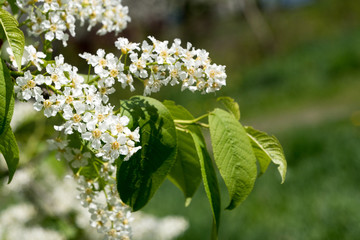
[0,61,18,183]
[190,131,221,240]
[117,96,177,211]
[0,126,19,183]
[217,96,240,120]
[209,108,257,210]
[0,8,24,70]
[163,100,202,206]
[245,126,287,183]
[7,0,20,15]
[67,132,83,149]
[0,60,14,137]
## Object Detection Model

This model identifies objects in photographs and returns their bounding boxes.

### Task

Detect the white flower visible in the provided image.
[118,73,135,92]
[82,127,103,150]
[109,115,130,136]
[76,176,99,208]
[141,39,155,60]
[204,64,227,93]
[143,75,162,95]
[100,133,128,162]
[101,4,131,35]
[79,52,93,63]
[33,94,60,118]
[115,37,140,54]
[99,162,116,181]
[88,49,113,78]
[19,0,131,46]
[83,85,103,109]
[14,71,42,101]
[97,78,115,103]
[81,106,113,150]
[165,62,183,86]
[45,55,72,89]
[170,38,184,57]
[150,38,175,64]
[129,52,148,78]
[68,66,85,89]
[89,202,108,225]
[107,56,124,81]
[43,0,60,13]
[83,104,112,130]
[64,148,91,168]
[42,13,69,46]
[86,4,106,31]
[64,13,76,37]
[61,104,86,134]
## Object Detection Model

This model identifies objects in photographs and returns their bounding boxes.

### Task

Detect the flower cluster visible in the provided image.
[47,139,133,239]
[9,33,227,238]
[16,0,131,46]
[13,51,141,164]
[10,36,227,164]
[80,36,227,95]
[5,0,229,238]
[75,173,132,240]
[9,32,227,240]
[12,45,140,238]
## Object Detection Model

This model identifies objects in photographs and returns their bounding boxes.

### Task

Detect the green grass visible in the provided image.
[232,29,360,117]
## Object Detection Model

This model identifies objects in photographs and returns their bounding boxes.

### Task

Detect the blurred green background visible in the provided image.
[3,0,360,239]
[113,0,360,239]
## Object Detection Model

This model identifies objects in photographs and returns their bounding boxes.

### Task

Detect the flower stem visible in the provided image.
[173,113,209,125]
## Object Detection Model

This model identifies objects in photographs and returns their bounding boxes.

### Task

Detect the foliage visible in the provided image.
[209,108,257,210]
[0,0,287,239]
[0,8,24,69]
[164,100,202,206]
[245,126,286,183]
[0,57,18,183]
[117,96,177,211]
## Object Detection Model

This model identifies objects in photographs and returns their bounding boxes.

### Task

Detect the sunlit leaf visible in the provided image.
[245,126,287,183]
[217,96,240,120]
[209,108,257,210]
[0,8,24,70]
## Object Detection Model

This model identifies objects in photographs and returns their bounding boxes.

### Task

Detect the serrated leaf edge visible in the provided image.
[245,126,287,183]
